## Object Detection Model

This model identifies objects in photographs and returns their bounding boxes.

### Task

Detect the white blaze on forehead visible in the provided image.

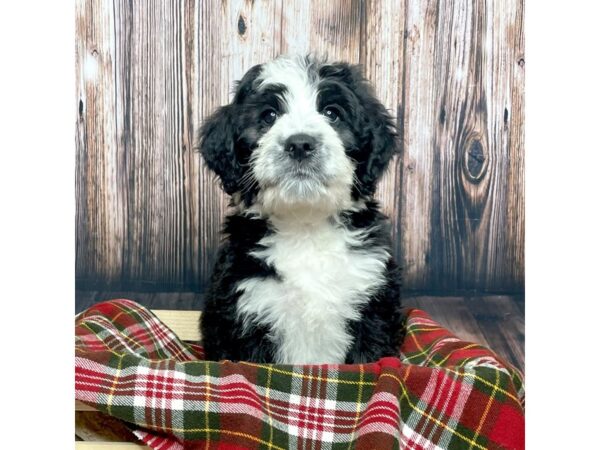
[257,55,320,116]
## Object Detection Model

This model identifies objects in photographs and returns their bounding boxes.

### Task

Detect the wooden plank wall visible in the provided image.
[76,0,524,294]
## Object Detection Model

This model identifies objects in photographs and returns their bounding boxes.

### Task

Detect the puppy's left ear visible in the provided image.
[355,83,400,197]
[328,64,399,198]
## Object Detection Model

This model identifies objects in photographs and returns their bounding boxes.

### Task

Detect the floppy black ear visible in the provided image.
[199,64,263,196]
[199,104,241,195]
[351,69,399,197]
[355,91,400,197]
[321,63,400,197]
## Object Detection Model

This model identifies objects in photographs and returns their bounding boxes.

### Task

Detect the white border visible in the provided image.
[527,1,600,447]
[0,2,74,446]
[1,1,599,447]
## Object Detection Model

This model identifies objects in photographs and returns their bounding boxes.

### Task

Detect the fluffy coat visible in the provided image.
[199,55,405,364]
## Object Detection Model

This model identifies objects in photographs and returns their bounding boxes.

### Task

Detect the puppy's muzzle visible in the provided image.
[284,133,317,162]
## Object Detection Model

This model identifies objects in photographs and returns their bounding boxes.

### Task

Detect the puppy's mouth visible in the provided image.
[278,149,326,180]
[264,160,328,198]
[288,165,320,179]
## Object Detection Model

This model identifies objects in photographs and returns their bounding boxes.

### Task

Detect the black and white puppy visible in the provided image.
[199,55,405,365]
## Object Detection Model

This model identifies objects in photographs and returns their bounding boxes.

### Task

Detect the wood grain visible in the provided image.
[76,0,126,286]
[76,410,138,443]
[405,294,524,371]
[407,296,491,348]
[463,295,525,370]
[362,0,405,256]
[279,0,362,61]
[76,0,201,289]
[400,0,524,292]
[152,309,202,341]
[76,0,524,294]
[75,290,203,313]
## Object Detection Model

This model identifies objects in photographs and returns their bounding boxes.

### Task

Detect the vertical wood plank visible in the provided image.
[280,0,362,62]
[196,0,228,289]
[501,0,525,290]
[76,0,126,285]
[309,0,363,62]
[277,0,310,55]
[400,0,439,290]
[77,1,203,290]
[362,0,405,256]
[400,0,524,292]
[182,0,202,289]
[113,1,196,289]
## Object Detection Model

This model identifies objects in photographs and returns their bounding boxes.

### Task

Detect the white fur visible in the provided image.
[235,216,390,364]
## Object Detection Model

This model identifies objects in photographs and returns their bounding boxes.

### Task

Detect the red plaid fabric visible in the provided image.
[75,299,524,449]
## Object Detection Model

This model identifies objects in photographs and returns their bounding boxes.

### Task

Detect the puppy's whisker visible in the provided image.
[239,172,258,195]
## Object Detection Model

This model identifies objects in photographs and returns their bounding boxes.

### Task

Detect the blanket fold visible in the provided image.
[75,299,524,450]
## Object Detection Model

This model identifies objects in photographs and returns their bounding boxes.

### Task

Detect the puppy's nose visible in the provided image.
[284,133,317,161]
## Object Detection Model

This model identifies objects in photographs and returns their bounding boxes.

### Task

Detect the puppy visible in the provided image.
[199,55,404,364]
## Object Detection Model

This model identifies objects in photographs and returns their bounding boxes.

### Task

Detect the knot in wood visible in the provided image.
[463,140,487,182]
[238,15,247,36]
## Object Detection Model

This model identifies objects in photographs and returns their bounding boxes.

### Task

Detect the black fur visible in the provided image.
[317,63,400,198]
[199,56,405,364]
[201,214,279,362]
[199,64,264,196]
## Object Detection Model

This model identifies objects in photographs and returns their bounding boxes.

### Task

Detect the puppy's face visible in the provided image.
[200,55,398,217]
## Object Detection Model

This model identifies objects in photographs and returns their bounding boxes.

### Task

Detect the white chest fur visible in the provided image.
[235,218,389,364]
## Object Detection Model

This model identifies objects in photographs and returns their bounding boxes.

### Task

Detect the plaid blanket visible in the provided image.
[75,299,524,449]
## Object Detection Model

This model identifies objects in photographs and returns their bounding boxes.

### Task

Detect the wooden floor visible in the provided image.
[408,295,524,372]
[76,291,524,372]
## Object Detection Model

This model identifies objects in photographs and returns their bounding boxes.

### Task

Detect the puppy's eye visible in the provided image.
[261,108,278,125]
[323,106,340,123]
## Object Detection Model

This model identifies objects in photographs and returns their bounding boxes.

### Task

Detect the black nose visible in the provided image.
[284,133,317,161]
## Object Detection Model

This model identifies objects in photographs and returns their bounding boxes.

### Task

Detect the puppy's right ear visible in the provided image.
[199,104,240,195]
[199,64,263,195]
